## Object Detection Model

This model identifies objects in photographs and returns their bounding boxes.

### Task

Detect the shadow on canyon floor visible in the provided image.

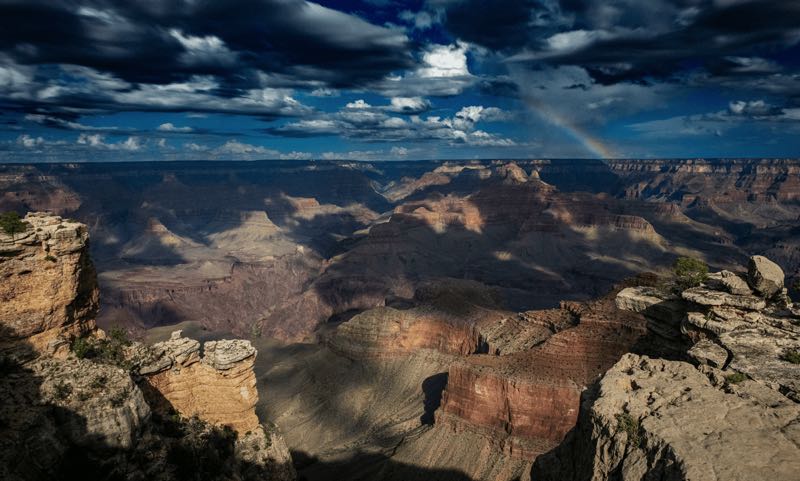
[292,449,476,481]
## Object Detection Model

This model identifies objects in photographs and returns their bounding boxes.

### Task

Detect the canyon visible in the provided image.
[1,158,799,480]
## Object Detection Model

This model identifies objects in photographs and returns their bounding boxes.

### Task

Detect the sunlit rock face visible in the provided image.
[139,331,260,433]
[0,212,98,355]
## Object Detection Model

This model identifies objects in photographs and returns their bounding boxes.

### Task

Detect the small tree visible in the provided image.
[673,257,709,289]
[0,211,30,240]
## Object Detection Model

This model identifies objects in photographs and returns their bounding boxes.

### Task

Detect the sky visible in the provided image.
[0,0,799,162]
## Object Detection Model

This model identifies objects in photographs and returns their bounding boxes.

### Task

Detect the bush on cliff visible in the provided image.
[673,257,709,289]
[0,211,30,239]
[70,326,133,369]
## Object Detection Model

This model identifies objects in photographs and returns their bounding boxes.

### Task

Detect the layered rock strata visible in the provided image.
[0,213,98,354]
[138,331,260,433]
[435,296,649,460]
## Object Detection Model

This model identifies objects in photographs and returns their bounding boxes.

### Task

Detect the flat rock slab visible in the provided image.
[203,339,256,370]
[593,355,800,481]
[720,326,800,400]
[682,287,766,311]
[688,339,729,368]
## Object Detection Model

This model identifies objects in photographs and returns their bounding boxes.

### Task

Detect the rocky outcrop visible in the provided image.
[534,254,800,481]
[532,354,800,481]
[0,213,98,354]
[138,331,260,433]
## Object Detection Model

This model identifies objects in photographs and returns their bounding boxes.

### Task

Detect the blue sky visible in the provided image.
[0,0,799,161]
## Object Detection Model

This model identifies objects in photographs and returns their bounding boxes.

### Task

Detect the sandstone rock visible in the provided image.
[748,255,785,297]
[236,425,297,481]
[140,334,260,433]
[687,339,728,367]
[681,286,766,310]
[532,354,800,481]
[0,213,98,354]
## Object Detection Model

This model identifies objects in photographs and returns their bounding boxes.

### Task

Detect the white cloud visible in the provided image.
[185,142,209,152]
[76,134,143,150]
[373,43,476,97]
[390,146,409,156]
[16,134,44,148]
[345,99,372,109]
[309,88,339,97]
[274,103,515,147]
[387,96,431,113]
[157,122,194,133]
[24,114,120,131]
[214,140,279,156]
[417,44,470,78]
[169,29,237,67]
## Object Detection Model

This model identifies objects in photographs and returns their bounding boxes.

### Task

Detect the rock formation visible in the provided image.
[435,296,649,460]
[533,254,800,481]
[532,354,800,481]
[0,213,295,481]
[0,213,98,354]
[138,331,260,433]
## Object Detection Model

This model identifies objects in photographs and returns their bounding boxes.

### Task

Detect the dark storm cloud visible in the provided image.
[0,0,413,88]
[442,0,800,87]
[442,0,538,51]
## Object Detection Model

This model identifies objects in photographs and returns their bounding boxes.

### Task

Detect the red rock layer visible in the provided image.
[436,297,648,459]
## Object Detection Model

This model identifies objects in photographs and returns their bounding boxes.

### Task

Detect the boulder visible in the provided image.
[687,339,728,368]
[747,255,784,298]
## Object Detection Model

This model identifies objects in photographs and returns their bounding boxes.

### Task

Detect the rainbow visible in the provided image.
[522,94,615,159]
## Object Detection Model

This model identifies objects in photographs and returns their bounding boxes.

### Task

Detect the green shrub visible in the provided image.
[71,327,133,370]
[0,211,30,239]
[71,337,93,359]
[108,326,131,346]
[673,257,709,289]
[615,412,640,445]
[780,349,800,364]
[725,372,748,384]
[44,254,57,262]
[53,381,73,400]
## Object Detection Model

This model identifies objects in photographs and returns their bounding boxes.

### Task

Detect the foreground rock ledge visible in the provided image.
[533,354,800,481]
